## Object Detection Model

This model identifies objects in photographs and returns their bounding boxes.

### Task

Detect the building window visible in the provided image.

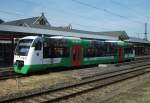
[39,19,46,25]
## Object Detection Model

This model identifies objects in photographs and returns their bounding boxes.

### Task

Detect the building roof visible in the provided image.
[0,24,118,40]
[0,13,129,41]
[125,37,150,44]
[99,31,129,40]
[33,26,128,40]
[0,19,4,24]
[2,13,51,29]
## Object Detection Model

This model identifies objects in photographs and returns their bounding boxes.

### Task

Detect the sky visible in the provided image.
[0,0,150,40]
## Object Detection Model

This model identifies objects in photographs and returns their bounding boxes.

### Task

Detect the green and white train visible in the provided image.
[14,36,135,74]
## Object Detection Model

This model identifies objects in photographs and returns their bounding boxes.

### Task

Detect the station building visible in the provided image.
[125,37,150,56]
[0,13,149,66]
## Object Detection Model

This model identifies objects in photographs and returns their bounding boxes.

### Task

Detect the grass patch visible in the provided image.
[111,96,121,103]
[138,95,150,103]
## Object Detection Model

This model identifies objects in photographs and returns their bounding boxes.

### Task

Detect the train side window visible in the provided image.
[35,41,42,50]
[32,39,42,51]
[53,47,69,58]
[43,47,51,58]
[84,48,98,57]
[84,43,116,57]
[43,47,69,58]
[125,48,132,54]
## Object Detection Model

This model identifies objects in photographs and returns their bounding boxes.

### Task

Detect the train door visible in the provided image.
[32,38,43,64]
[118,48,123,63]
[72,45,82,67]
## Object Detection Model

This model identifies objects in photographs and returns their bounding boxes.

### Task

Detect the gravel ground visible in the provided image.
[56,72,150,103]
[0,64,116,96]
[0,66,149,103]
[0,71,74,96]
[60,64,124,80]
[106,78,150,103]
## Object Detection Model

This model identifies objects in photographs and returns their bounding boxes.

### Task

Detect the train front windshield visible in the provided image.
[15,39,33,56]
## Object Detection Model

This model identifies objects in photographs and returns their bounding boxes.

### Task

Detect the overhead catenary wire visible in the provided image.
[0,9,111,30]
[109,0,148,21]
[0,10,24,16]
[20,0,131,27]
[0,0,145,31]
[0,0,124,30]
[71,0,144,24]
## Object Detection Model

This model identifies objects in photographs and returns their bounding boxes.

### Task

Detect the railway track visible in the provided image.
[115,57,150,66]
[0,70,21,80]
[0,61,150,103]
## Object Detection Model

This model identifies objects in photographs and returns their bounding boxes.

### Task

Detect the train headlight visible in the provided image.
[16,60,24,67]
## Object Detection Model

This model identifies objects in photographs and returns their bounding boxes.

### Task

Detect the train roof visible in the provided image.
[105,40,124,43]
[21,36,39,40]
[106,40,134,47]
[50,36,81,40]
